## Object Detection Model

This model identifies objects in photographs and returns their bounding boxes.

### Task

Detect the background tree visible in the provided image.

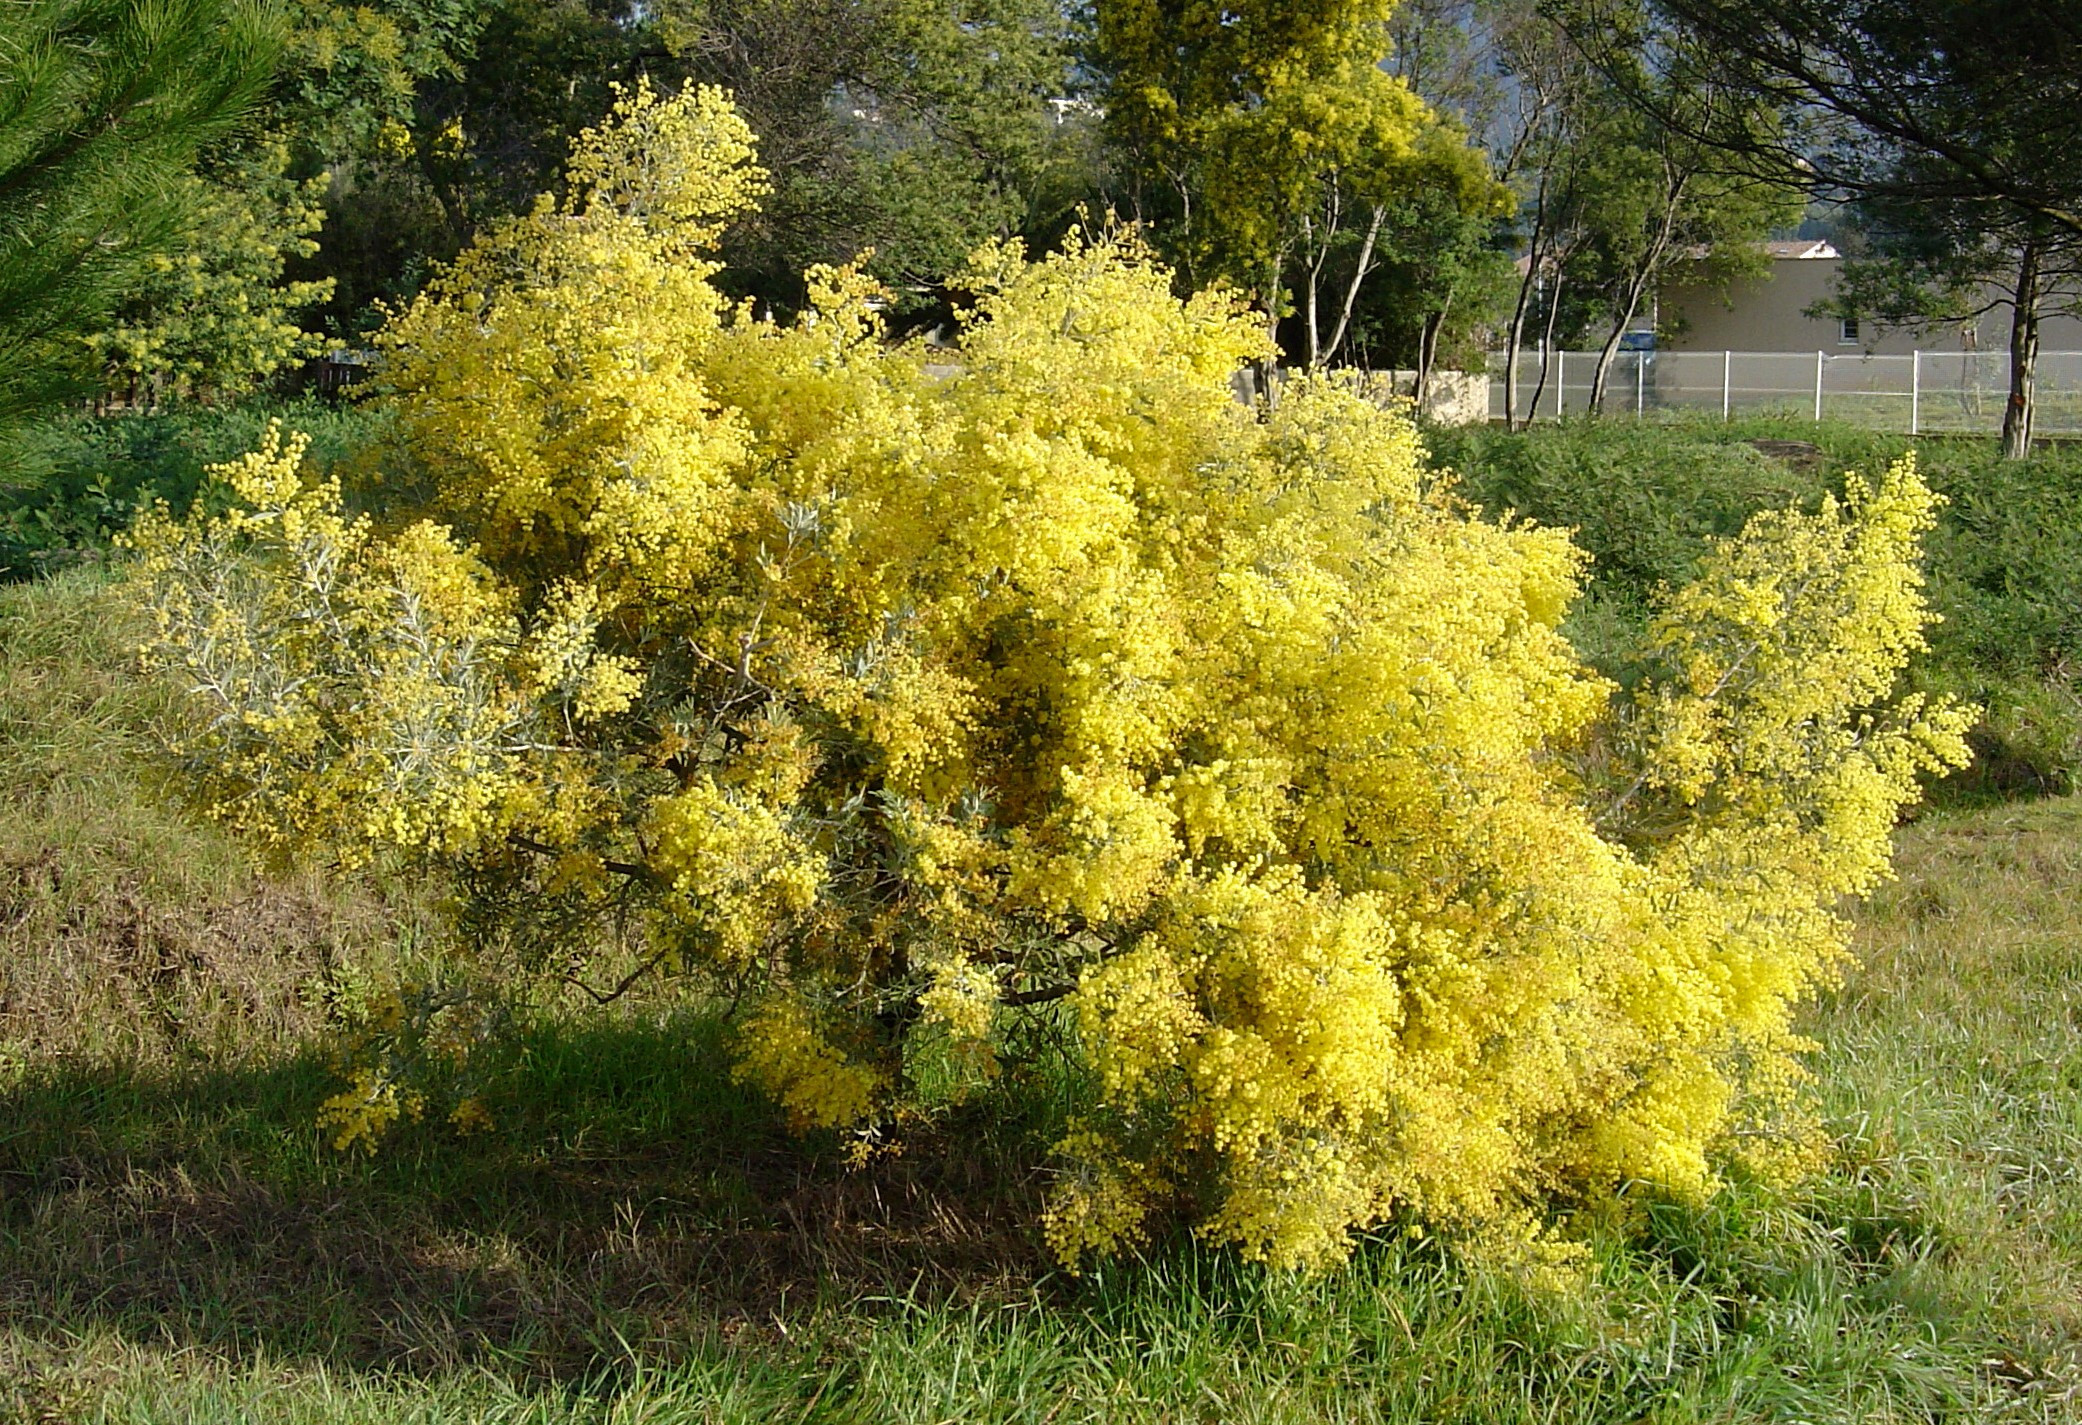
[85,145,335,405]
[1822,201,2082,456]
[272,0,1078,333]
[0,0,284,434]
[1483,1,1599,429]
[1094,0,1494,365]
[659,0,1079,319]
[1565,75,1795,414]
[1558,0,2082,456]
[1289,118,1509,371]
[1482,3,1794,425]
[1340,185,1516,391]
[294,0,611,334]
[1281,0,1523,380]
[1364,0,1517,391]
[74,0,489,381]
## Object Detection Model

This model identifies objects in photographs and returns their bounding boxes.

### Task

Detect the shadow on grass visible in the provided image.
[0,1010,1050,1384]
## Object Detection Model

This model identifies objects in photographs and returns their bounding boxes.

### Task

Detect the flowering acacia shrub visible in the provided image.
[127,82,1972,1270]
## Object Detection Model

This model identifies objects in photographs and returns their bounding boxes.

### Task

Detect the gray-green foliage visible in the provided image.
[0,0,285,431]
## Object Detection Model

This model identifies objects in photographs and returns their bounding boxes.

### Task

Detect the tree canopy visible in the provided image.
[1569,0,2082,240]
[1096,0,1508,362]
[1557,0,2082,453]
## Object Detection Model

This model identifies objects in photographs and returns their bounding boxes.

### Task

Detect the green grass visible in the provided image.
[4,571,2082,1421]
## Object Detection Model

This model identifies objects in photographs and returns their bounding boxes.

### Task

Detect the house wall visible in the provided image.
[1660,258,2082,354]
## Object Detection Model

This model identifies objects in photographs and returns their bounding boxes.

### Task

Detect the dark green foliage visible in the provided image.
[1913,444,2082,797]
[0,0,285,430]
[1561,0,2082,454]
[0,401,388,579]
[287,0,1081,335]
[1431,416,2082,796]
[664,0,1079,319]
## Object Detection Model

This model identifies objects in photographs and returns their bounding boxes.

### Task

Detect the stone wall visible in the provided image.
[1337,369,1489,426]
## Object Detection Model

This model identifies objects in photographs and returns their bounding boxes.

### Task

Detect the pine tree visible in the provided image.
[0,0,284,431]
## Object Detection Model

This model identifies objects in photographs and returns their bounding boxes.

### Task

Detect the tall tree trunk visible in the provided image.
[1257,263,1285,408]
[1590,170,1685,415]
[1302,210,1326,368]
[1321,203,1385,370]
[1587,316,1626,416]
[1588,271,1650,415]
[1416,291,1453,412]
[1505,172,1552,431]
[1524,266,1568,422]
[2002,237,2043,460]
[1304,268,1322,370]
[1503,284,1531,430]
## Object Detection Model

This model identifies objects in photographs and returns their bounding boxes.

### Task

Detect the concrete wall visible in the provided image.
[1660,257,2082,355]
[1335,369,1489,425]
[1239,368,1489,425]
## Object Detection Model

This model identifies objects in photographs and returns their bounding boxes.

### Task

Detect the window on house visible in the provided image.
[1839,316,1861,344]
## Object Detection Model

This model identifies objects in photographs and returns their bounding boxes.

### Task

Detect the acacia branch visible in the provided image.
[1002,981,1077,1007]
[560,947,676,1005]
[507,833,652,882]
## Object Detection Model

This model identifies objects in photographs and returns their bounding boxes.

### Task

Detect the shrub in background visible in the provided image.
[127,85,1969,1271]
[1431,418,2082,799]
[0,400,386,580]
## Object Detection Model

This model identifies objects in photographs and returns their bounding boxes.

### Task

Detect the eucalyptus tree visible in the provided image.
[1095,0,1504,368]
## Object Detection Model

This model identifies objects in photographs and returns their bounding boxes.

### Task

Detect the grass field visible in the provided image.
[3,566,2081,1422]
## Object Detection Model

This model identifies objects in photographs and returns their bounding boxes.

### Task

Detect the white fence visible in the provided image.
[1486,349,2082,434]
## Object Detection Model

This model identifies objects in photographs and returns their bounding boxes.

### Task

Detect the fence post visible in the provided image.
[1814,350,1825,422]
[1722,350,1732,421]
[1910,350,1920,435]
[1554,349,1565,421]
[1636,350,1645,417]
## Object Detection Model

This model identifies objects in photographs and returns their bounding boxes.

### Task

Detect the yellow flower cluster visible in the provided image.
[374,79,765,596]
[129,85,1970,1269]
[125,425,556,865]
[649,778,823,964]
[918,952,1000,1044]
[732,998,886,1131]
[318,1067,423,1154]
[308,973,498,1154]
[88,141,334,393]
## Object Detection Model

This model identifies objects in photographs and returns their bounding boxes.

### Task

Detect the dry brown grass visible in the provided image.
[0,571,415,1068]
[1,1085,1048,1381]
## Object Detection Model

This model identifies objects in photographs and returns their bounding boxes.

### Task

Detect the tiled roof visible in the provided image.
[1762,239,1840,259]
